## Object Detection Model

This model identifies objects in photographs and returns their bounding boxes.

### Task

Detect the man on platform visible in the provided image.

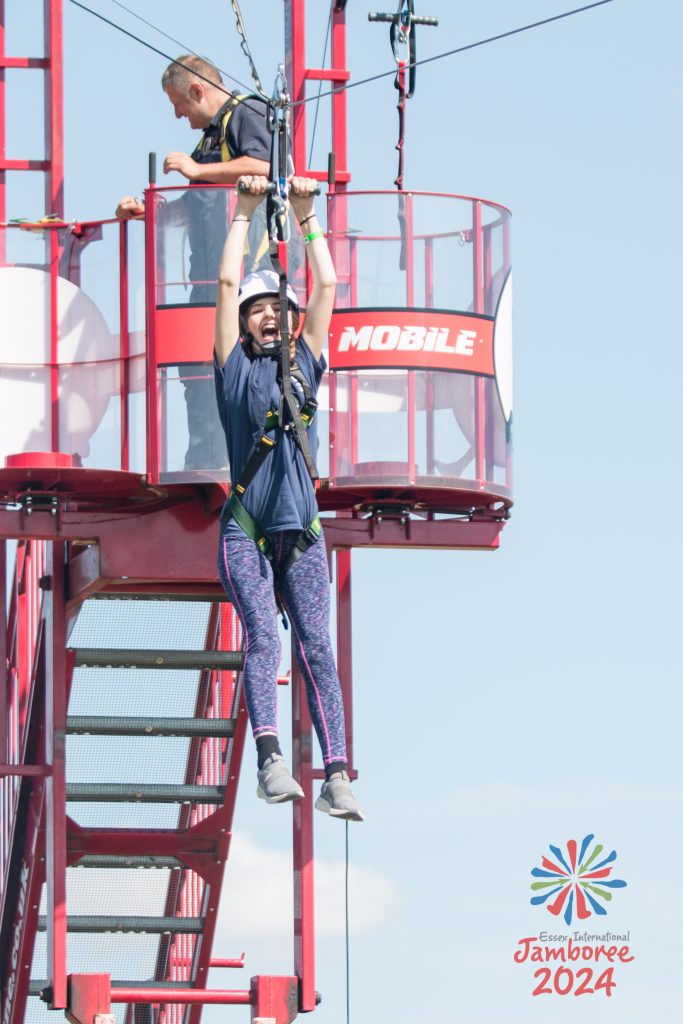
[116,55,271,471]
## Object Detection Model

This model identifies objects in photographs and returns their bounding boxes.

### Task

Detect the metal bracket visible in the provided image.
[20,494,59,517]
[365,504,412,540]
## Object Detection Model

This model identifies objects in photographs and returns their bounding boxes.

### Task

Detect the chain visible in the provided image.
[229,0,270,101]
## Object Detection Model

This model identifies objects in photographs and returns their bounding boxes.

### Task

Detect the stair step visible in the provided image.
[37,915,204,934]
[67,783,225,803]
[30,980,189,996]
[73,648,244,670]
[74,855,184,869]
[66,716,235,738]
[92,593,230,602]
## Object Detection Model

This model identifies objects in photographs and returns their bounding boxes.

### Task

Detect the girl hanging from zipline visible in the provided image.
[213,173,363,821]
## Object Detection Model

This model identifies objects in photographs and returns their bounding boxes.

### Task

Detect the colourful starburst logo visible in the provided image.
[530,834,627,925]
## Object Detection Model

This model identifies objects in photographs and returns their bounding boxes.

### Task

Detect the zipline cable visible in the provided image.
[107,0,214,66]
[67,0,265,117]
[69,0,615,116]
[108,0,268,107]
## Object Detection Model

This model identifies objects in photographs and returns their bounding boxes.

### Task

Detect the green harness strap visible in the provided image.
[227,491,321,569]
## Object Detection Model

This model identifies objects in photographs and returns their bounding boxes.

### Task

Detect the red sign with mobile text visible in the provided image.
[328,308,495,375]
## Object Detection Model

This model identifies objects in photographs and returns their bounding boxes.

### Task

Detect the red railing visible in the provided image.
[0,217,140,473]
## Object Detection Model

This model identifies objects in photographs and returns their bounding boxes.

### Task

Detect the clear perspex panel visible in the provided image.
[325,191,512,510]
[151,184,306,481]
[0,220,145,472]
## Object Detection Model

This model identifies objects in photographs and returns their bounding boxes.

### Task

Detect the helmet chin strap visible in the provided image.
[242,328,283,360]
[252,337,282,359]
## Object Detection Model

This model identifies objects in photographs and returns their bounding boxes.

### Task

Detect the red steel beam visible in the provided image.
[118,219,130,471]
[45,0,64,218]
[472,200,485,483]
[0,541,6,765]
[285,0,307,174]
[111,989,251,1005]
[292,661,315,1012]
[66,974,112,1024]
[0,502,505,552]
[0,57,48,68]
[0,0,6,248]
[404,192,416,482]
[49,226,60,450]
[330,1,349,186]
[304,68,350,81]
[0,765,50,777]
[0,159,50,171]
[335,548,354,772]
[44,542,69,1009]
[144,185,161,482]
[251,975,299,1024]
[0,781,47,1024]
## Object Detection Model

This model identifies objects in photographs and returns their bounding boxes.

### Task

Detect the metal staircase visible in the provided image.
[1,548,262,1024]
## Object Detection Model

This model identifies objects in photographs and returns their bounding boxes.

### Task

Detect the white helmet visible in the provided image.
[238,270,299,314]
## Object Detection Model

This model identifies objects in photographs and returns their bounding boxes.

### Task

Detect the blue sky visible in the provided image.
[4,1,683,1021]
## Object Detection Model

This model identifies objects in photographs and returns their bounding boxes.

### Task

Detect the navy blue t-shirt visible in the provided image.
[215,338,325,537]
[184,96,271,302]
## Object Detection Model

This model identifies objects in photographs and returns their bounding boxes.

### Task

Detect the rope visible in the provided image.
[228,0,270,101]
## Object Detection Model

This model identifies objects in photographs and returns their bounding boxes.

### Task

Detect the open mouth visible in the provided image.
[261,324,280,341]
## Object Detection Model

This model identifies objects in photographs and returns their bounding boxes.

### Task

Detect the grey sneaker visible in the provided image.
[257,754,304,804]
[315,772,364,821]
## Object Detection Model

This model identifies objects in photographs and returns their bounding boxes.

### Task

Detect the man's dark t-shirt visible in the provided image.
[185,95,270,301]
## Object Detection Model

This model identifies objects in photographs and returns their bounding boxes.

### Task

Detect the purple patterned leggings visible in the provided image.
[218,529,347,767]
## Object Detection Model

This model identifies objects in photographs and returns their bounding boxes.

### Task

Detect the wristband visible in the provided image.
[304,230,325,245]
[299,214,316,226]
[233,216,250,223]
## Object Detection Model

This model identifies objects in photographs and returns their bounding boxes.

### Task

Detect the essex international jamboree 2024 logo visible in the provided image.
[513,834,634,998]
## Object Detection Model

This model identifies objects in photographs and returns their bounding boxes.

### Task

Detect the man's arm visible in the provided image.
[115,196,145,220]
[162,152,270,183]
[214,176,268,367]
[114,194,186,224]
[289,179,336,362]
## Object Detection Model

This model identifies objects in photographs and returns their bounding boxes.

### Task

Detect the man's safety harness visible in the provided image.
[192,92,264,164]
[222,67,323,588]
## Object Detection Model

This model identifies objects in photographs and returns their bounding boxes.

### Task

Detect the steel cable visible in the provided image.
[69,0,616,115]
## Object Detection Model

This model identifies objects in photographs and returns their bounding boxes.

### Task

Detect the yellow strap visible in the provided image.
[219,94,248,162]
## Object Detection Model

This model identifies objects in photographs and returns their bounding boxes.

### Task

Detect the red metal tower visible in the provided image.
[0,3,512,1024]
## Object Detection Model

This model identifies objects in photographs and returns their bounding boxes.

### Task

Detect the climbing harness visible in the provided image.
[191,92,266,164]
[369,1,438,268]
[225,65,324,591]
[219,364,322,585]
